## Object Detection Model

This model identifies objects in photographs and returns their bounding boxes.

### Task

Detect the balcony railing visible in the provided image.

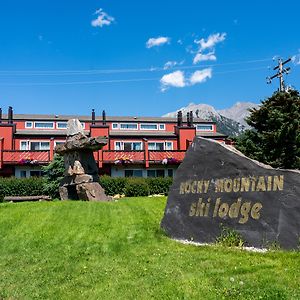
[0,149,186,168]
[2,150,50,165]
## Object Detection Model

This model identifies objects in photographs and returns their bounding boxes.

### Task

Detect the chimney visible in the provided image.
[8,106,13,124]
[187,112,190,127]
[177,111,183,127]
[190,111,194,127]
[102,110,106,125]
[91,109,95,125]
[0,107,2,124]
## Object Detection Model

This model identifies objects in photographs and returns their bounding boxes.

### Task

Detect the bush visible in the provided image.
[124,178,150,197]
[42,154,64,199]
[99,176,126,196]
[99,176,173,197]
[146,177,173,195]
[0,177,46,200]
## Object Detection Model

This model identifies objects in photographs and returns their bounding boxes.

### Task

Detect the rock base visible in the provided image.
[59,182,111,201]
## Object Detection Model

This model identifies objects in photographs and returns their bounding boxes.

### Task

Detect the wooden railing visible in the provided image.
[0,149,186,168]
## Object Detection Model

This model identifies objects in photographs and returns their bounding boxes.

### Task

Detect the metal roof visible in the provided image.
[1,113,213,123]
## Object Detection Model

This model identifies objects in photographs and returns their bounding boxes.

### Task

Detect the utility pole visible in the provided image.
[267,57,291,92]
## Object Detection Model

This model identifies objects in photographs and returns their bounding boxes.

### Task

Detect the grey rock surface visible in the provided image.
[161,137,300,249]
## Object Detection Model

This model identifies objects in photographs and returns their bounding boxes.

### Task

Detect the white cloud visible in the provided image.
[164,61,178,70]
[189,68,212,85]
[193,51,216,64]
[292,53,300,65]
[146,36,170,48]
[195,32,226,51]
[160,70,186,91]
[91,8,114,28]
[163,60,184,70]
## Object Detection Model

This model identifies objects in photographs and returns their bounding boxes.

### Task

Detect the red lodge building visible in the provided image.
[0,107,227,178]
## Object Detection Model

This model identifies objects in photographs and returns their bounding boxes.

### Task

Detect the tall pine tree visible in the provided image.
[236,90,300,169]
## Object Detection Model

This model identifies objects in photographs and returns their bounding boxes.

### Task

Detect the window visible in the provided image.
[57,122,67,129]
[167,169,174,177]
[165,142,173,150]
[115,142,142,151]
[55,141,65,146]
[140,124,158,130]
[34,122,54,129]
[120,123,138,130]
[159,124,165,130]
[196,124,213,131]
[25,121,33,128]
[147,169,165,177]
[30,170,42,177]
[30,141,50,151]
[148,142,164,151]
[20,141,29,150]
[20,171,27,178]
[112,123,119,129]
[125,170,143,177]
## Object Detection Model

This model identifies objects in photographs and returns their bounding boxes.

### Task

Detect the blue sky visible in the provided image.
[0,0,299,117]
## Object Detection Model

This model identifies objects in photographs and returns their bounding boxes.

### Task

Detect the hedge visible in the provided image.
[0,176,173,201]
[0,177,46,201]
[99,175,173,197]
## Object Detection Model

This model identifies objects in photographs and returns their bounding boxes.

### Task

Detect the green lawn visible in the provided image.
[0,197,299,299]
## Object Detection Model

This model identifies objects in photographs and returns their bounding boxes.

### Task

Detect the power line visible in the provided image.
[0,66,270,86]
[0,58,272,76]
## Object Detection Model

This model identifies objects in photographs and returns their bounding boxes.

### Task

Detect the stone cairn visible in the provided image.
[55,119,111,201]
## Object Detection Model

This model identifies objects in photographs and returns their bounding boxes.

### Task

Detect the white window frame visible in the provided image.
[56,122,67,129]
[20,140,50,151]
[148,141,173,151]
[20,140,29,150]
[114,141,143,151]
[119,123,138,130]
[54,141,65,146]
[196,124,213,131]
[25,121,33,129]
[140,123,158,131]
[165,141,173,150]
[159,124,166,131]
[112,123,119,130]
[34,121,54,129]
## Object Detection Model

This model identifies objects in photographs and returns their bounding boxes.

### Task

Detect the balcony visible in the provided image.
[0,149,186,168]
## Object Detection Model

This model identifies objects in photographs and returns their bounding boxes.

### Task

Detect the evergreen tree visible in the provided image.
[235,90,300,169]
[42,154,64,198]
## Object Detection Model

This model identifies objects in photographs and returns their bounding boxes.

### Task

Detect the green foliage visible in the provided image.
[124,178,150,197]
[42,154,64,198]
[146,177,173,195]
[236,90,300,169]
[0,177,45,200]
[99,175,126,196]
[99,176,173,197]
[216,225,244,247]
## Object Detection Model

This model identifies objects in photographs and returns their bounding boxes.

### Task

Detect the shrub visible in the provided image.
[124,178,150,197]
[216,225,244,247]
[0,177,45,200]
[42,154,64,199]
[146,177,173,195]
[99,176,126,196]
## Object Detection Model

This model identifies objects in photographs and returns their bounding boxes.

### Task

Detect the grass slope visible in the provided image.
[0,197,299,299]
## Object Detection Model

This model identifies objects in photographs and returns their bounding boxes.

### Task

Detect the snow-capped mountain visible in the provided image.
[162,102,258,136]
[218,102,259,128]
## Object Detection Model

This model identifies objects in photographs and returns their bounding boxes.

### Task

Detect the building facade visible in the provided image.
[0,107,227,178]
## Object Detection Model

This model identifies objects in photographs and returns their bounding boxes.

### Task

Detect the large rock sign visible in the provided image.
[161,137,300,249]
[55,119,111,201]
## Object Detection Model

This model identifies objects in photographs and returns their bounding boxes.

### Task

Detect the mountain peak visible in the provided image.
[163,101,259,136]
